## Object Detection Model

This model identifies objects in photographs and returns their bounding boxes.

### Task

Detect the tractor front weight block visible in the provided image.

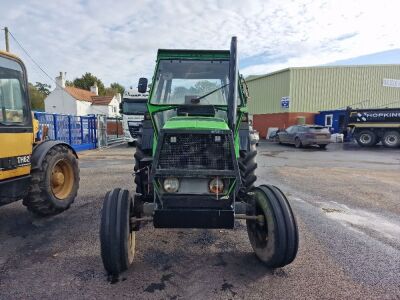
[153,209,234,229]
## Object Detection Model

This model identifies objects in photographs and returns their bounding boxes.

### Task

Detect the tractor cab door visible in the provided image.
[0,52,33,183]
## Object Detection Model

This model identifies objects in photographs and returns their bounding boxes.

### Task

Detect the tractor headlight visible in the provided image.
[209,177,224,194]
[163,177,179,193]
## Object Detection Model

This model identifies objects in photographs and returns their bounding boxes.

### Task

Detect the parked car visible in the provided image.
[277,125,331,149]
[268,129,281,142]
[249,126,260,146]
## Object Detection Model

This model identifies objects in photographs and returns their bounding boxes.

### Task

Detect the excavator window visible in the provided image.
[0,57,27,125]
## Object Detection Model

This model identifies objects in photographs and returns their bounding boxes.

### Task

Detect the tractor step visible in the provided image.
[153,209,234,229]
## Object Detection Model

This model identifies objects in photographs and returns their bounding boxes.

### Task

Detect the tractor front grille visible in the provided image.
[158,133,234,170]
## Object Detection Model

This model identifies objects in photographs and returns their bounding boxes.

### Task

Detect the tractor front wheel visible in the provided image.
[246,184,298,268]
[100,188,135,276]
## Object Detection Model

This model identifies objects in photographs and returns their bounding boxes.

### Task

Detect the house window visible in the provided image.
[325,114,333,127]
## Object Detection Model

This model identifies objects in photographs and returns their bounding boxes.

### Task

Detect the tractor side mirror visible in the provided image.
[138,78,148,93]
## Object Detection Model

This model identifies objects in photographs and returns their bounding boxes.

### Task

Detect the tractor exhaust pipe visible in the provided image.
[227,36,238,131]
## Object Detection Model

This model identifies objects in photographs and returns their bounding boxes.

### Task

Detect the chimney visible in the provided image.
[55,71,66,89]
[116,93,121,103]
[90,82,99,96]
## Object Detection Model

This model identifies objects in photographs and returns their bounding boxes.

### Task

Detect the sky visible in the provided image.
[1,0,400,89]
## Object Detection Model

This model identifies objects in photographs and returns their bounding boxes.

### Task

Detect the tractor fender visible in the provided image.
[31,140,78,171]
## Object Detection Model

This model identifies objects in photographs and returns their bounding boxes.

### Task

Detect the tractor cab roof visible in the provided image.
[157,49,230,61]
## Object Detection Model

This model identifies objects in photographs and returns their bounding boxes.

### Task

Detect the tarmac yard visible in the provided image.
[0,142,399,299]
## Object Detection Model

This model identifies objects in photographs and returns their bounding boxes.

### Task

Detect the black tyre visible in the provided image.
[381,131,400,148]
[355,130,377,147]
[100,188,135,276]
[134,135,152,202]
[294,137,302,148]
[319,144,327,149]
[246,184,298,268]
[23,145,79,216]
[238,143,257,193]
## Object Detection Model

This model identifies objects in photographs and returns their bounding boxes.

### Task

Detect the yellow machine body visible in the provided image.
[0,51,36,203]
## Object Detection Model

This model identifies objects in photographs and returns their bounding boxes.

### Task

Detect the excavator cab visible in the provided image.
[0,51,80,215]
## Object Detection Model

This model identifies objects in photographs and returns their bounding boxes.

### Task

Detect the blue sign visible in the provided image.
[281,96,290,109]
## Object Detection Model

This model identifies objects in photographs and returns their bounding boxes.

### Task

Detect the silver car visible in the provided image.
[277,125,331,149]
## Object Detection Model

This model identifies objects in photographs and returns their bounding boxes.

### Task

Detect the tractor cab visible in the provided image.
[143,52,233,132]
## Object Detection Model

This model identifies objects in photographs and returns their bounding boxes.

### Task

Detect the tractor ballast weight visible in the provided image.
[100,37,299,276]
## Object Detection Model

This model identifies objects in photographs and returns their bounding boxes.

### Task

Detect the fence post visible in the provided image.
[87,117,91,145]
[53,114,58,140]
[68,115,72,145]
[116,117,119,138]
[80,116,84,144]
[94,116,98,148]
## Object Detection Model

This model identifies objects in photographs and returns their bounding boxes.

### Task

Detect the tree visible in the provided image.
[34,82,51,96]
[72,72,106,95]
[109,82,125,96]
[193,80,219,94]
[28,83,45,111]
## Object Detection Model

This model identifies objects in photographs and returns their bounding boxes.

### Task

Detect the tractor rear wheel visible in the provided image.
[238,143,257,193]
[23,144,79,216]
[100,188,135,276]
[134,135,152,202]
[246,184,298,268]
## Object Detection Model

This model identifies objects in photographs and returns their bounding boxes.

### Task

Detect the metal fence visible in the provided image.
[34,112,97,152]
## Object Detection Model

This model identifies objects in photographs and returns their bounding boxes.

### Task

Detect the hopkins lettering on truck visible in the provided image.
[349,108,400,123]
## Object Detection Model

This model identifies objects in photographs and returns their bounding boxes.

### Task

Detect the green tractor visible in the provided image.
[100,37,298,276]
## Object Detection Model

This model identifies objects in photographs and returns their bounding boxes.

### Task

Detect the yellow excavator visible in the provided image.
[0,50,79,215]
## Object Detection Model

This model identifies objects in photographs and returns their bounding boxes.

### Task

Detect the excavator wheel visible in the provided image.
[23,144,79,216]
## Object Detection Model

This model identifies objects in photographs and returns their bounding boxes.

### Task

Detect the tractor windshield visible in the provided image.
[150,60,229,105]
[0,56,28,125]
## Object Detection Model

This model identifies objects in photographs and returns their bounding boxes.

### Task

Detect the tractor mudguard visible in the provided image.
[31,140,78,171]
